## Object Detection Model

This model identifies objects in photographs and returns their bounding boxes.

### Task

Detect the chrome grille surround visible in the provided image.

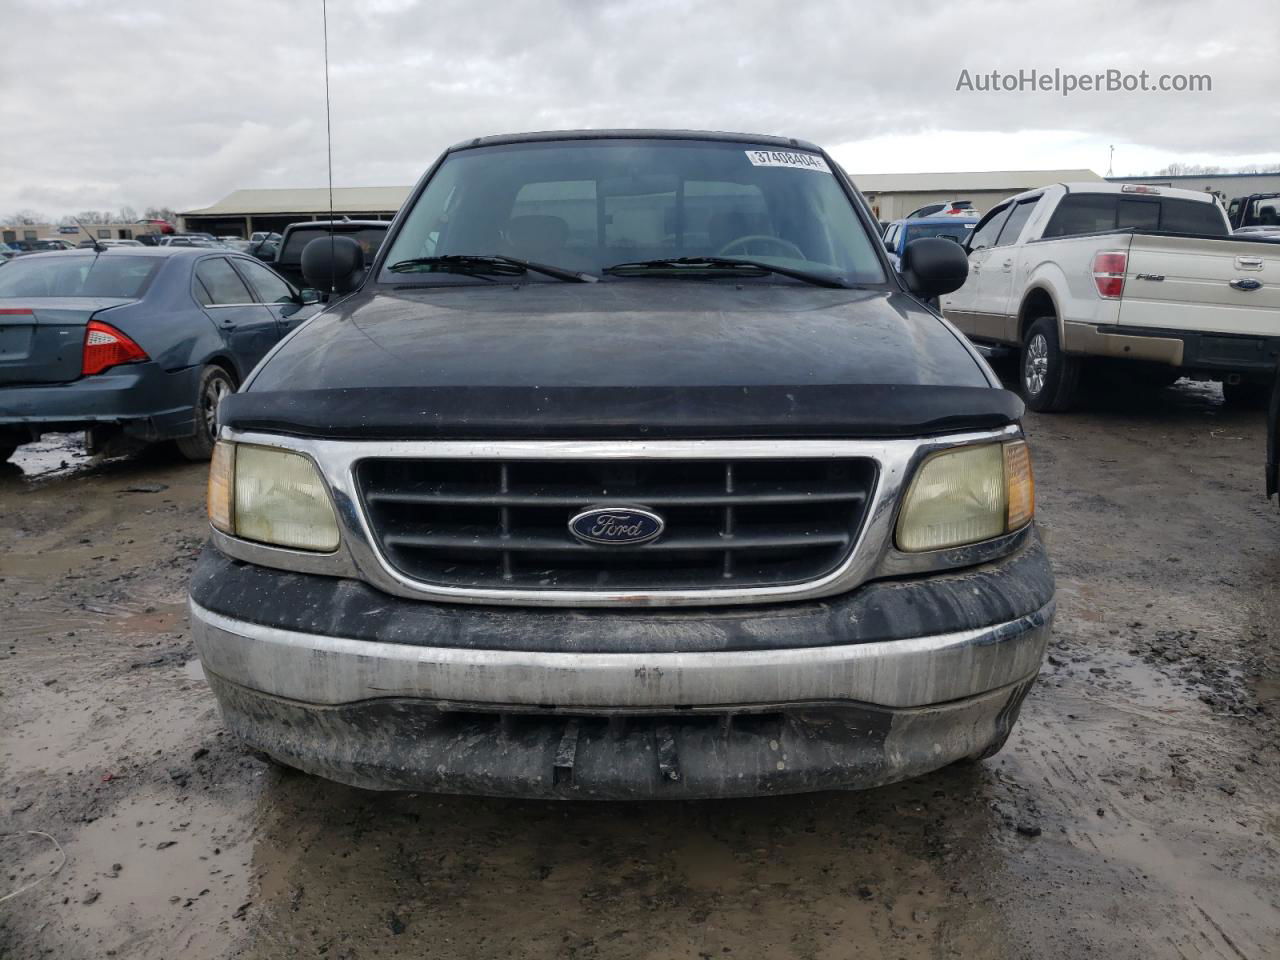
[211,426,1024,607]
[356,455,878,592]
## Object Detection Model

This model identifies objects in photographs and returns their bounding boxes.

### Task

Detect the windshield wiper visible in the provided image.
[387,255,596,283]
[603,256,848,289]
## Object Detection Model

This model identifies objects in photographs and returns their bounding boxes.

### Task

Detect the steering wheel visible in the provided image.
[715,235,807,260]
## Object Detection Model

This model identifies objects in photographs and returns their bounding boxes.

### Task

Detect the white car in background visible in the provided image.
[76,238,144,248]
[942,182,1280,410]
[906,200,978,219]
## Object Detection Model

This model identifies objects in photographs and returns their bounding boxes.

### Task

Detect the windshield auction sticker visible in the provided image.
[745,150,832,173]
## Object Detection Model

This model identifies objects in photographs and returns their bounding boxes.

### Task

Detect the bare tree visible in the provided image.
[4,208,48,225]
[1144,161,1278,177]
[1154,163,1225,176]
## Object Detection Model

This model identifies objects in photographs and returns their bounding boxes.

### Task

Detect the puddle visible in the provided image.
[2,666,213,778]
[112,604,186,637]
[1,831,67,905]
[994,655,1278,958]
[24,786,259,957]
[1,431,202,491]
[4,432,94,479]
[1249,674,1280,704]
[1041,650,1216,726]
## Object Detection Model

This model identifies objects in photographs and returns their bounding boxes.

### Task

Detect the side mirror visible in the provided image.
[901,237,968,298]
[298,287,323,305]
[301,235,365,295]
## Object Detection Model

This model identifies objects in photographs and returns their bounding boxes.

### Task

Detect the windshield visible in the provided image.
[903,223,974,244]
[1246,197,1280,228]
[0,255,161,298]
[380,139,886,285]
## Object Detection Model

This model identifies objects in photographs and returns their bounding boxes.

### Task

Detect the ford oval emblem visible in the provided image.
[569,507,665,546]
[1230,277,1263,292]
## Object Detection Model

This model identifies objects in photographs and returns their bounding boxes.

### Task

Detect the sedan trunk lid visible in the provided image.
[0,298,135,385]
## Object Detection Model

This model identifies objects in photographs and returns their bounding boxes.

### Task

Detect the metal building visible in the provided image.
[850,169,1104,221]
[179,186,410,238]
[1105,171,1280,206]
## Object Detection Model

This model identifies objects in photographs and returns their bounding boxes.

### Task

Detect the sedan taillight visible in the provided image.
[1092,250,1127,299]
[82,320,149,376]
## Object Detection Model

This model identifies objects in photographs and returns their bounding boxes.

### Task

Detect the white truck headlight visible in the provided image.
[896,440,1034,553]
[208,441,340,552]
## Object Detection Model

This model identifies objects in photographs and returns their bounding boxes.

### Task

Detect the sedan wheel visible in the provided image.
[177,366,236,461]
[202,375,232,441]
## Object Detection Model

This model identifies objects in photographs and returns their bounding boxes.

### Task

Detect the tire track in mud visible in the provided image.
[982,599,1279,959]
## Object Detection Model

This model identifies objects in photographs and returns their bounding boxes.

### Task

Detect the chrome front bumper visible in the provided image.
[191,599,1053,711]
[192,598,1052,798]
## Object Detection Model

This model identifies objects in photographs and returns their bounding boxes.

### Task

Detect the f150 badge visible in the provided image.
[569,507,665,546]
[1230,278,1263,292]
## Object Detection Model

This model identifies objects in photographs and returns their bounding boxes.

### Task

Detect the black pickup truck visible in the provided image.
[1227,193,1280,231]
[189,130,1055,799]
[262,220,389,291]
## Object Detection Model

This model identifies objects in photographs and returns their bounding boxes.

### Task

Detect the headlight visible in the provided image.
[896,440,1034,553]
[207,441,340,552]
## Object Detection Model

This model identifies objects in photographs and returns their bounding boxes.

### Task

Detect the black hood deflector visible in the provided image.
[221,383,1022,440]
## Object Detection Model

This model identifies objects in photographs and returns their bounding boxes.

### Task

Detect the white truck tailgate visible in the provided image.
[1118,235,1280,337]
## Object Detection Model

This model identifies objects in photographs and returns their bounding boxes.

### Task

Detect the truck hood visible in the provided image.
[226,283,1019,439]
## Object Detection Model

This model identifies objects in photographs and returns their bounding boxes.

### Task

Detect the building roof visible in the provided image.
[181,186,411,217]
[183,167,1114,217]
[847,169,1103,193]
[1108,171,1280,181]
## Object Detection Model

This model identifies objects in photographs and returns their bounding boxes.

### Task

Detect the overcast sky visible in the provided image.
[2,0,1277,218]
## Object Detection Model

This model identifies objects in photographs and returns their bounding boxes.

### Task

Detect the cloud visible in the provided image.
[1,0,1276,217]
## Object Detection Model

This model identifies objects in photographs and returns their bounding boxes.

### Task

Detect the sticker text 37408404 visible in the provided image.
[745,150,832,173]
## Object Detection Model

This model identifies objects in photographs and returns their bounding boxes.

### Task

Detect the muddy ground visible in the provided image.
[2,378,1277,959]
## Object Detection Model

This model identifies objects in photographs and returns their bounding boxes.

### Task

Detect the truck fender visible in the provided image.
[1015,278,1065,344]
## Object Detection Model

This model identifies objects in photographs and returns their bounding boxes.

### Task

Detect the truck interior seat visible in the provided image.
[505,215,570,256]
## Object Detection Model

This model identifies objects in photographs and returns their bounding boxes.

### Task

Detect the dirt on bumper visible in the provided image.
[190,536,1054,798]
[205,671,1038,799]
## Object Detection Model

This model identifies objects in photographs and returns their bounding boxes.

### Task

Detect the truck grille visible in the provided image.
[356,457,877,593]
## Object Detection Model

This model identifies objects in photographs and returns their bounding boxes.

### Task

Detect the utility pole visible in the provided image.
[1107,145,1115,177]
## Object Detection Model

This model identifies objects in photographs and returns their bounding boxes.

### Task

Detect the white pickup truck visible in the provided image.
[941,182,1280,411]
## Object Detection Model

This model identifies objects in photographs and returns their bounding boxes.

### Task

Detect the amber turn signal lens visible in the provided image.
[208,440,235,535]
[1004,440,1034,532]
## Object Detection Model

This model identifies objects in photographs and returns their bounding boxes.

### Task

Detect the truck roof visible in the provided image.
[284,220,388,231]
[449,129,822,153]
[1004,181,1221,206]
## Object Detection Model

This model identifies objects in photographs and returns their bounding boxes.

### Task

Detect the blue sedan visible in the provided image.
[881,215,979,270]
[0,247,322,462]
